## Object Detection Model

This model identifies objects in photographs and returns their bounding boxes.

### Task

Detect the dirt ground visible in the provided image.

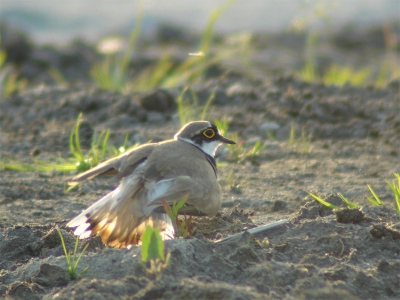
[0,23,400,299]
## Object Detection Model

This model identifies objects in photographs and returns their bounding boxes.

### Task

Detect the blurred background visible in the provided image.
[1,0,399,44]
[0,0,399,96]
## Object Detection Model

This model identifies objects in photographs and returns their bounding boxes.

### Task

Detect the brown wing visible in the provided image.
[68,143,156,184]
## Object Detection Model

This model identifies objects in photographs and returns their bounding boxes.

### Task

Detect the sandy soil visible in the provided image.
[0,23,399,299]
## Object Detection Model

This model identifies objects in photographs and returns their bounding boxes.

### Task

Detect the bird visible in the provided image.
[67,121,235,248]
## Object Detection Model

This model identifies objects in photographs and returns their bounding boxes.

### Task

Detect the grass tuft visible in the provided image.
[176,87,215,125]
[323,64,371,86]
[214,119,264,164]
[310,174,400,215]
[295,22,398,87]
[90,0,236,92]
[221,133,255,164]
[286,122,313,170]
[1,113,131,174]
[90,3,143,91]
[56,228,89,280]
[70,113,130,172]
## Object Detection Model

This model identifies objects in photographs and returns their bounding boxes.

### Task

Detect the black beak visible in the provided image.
[219,135,236,145]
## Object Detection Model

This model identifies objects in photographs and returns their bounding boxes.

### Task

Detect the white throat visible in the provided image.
[177,137,220,157]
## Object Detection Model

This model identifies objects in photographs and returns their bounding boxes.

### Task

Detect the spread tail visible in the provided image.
[67,187,174,248]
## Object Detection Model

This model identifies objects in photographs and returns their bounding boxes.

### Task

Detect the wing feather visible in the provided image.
[68,143,156,183]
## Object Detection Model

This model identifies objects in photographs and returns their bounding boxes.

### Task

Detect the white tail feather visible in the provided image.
[67,191,115,230]
[67,166,146,238]
[67,163,176,245]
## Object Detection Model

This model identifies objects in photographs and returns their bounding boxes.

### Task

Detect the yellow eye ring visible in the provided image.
[203,129,215,138]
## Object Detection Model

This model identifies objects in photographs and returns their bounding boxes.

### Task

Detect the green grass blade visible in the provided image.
[120,133,130,153]
[141,226,164,262]
[162,199,175,221]
[199,0,236,54]
[48,67,68,85]
[74,242,89,270]
[173,198,187,215]
[176,87,191,125]
[367,184,384,206]
[289,121,296,146]
[189,88,199,111]
[74,114,83,161]
[176,87,216,125]
[309,193,338,209]
[387,173,400,214]
[1,158,78,173]
[387,182,400,214]
[69,113,84,162]
[56,228,71,267]
[101,129,111,160]
[119,2,142,78]
[90,3,142,90]
[161,0,237,86]
[201,89,215,120]
[72,236,79,267]
[301,31,318,82]
[366,196,381,206]
[0,50,6,66]
[69,125,77,159]
[147,55,174,89]
[337,193,359,208]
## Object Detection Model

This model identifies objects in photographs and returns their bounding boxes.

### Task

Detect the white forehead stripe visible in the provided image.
[174,121,213,140]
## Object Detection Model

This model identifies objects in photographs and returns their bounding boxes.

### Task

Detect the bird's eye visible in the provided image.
[203,129,215,138]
